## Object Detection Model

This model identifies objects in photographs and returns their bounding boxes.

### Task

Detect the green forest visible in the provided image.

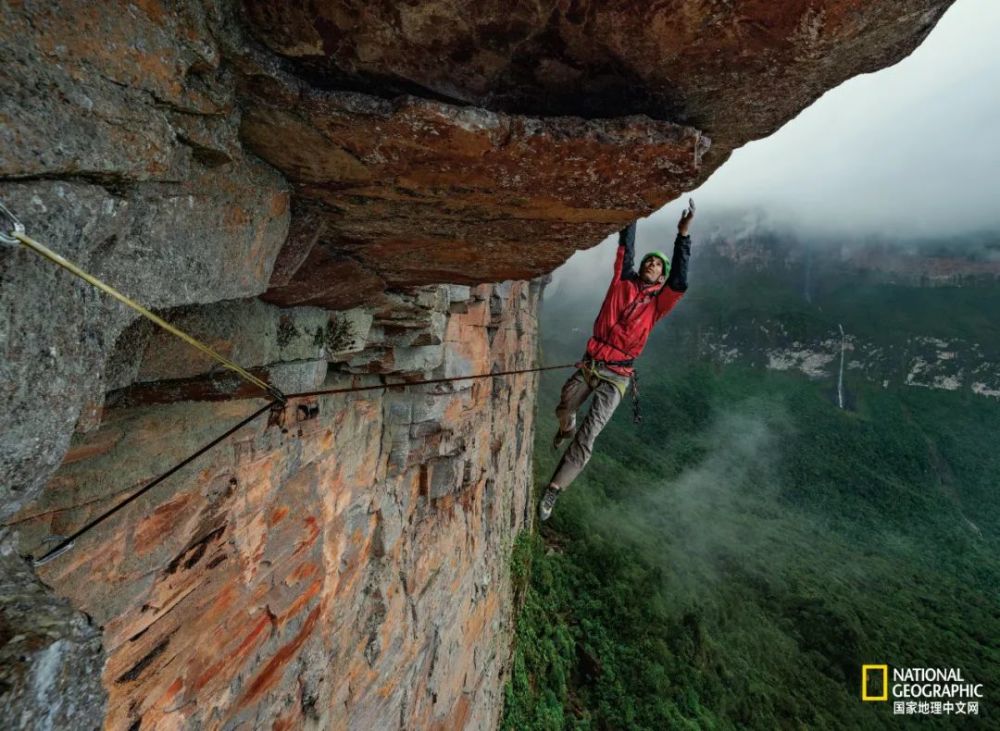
[502,256,1000,729]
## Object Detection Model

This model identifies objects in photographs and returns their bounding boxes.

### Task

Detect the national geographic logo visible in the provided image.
[862,664,984,717]
[862,665,889,702]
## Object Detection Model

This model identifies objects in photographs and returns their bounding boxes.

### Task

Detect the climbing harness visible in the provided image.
[579,355,643,424]
[591,335,636,363]
[1,200,574,566]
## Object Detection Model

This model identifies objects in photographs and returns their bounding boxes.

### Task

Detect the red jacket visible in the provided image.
[585,223,691,376]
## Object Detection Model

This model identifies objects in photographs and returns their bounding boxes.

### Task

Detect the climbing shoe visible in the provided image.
[539,485,561,522]
[552,427,574,451]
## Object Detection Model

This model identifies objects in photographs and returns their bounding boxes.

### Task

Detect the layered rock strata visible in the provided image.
[9,282,540,729]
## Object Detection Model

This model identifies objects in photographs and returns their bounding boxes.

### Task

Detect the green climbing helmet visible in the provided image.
[640,251,670,276]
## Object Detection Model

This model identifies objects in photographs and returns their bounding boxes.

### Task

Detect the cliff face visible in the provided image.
[10,281,539,730]
[0,0,955,728]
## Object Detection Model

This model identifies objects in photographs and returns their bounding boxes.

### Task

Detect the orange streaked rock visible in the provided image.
[13,282,540,729]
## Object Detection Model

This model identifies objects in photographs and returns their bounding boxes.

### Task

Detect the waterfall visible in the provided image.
[837,324,846,409]
[803,249,813,304]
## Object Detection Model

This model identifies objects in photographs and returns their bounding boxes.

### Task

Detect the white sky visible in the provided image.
[650,0,1000,240]
[547,0,999,297]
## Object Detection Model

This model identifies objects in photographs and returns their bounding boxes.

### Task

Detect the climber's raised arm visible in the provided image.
[655,199,694,320]
[613,221,638,281]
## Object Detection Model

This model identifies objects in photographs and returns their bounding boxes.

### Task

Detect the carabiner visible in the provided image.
[0,200,26,246]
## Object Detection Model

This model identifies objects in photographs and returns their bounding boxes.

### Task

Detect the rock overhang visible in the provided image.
[238,0,951,144]
[230,0,954,307]
[238,73,709,299]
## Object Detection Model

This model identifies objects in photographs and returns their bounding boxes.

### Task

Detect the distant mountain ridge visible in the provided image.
[699,210,1000,286]
[542,213,1000,402]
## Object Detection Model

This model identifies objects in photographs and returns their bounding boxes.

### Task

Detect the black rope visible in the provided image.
[32,401,277,566]
[30,362,576,566]
[286,362,575,399]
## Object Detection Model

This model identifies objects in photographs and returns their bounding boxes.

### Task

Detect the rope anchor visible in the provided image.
[0,199,286,403]
[0,200,26,245]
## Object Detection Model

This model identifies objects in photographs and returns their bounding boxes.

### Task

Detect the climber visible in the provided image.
[539,199,695,521]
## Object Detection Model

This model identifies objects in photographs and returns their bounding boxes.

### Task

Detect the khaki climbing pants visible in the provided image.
[549,365,627,489]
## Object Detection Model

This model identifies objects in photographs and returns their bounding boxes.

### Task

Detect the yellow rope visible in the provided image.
[12,231,284,401]
[580,359,629,398]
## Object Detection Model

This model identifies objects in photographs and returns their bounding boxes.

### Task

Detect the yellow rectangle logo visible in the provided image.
[862,664,888,701]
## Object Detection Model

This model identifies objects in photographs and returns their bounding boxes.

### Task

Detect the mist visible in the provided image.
[634,406,790,587]
[548,0,999,301]
[577,398,844,596]
[680,0,1000,240]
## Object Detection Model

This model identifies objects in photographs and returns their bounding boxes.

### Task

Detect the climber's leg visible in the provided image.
[552,369,591,449]
[549,378,623,490]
